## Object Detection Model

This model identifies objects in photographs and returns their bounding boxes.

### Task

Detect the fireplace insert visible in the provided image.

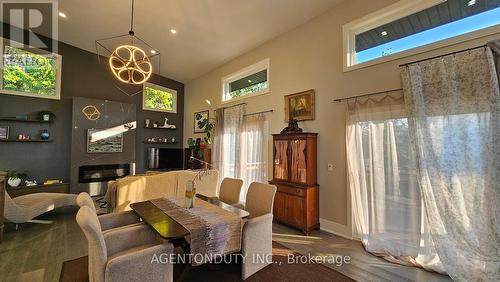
[78,164,130,184]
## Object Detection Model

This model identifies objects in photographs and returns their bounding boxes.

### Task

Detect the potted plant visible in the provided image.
[6,170,28,187]
[37,111,56,121]
[197,117,215,145]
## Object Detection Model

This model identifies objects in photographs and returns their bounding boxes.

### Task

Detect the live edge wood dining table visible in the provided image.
[130,194,249,240]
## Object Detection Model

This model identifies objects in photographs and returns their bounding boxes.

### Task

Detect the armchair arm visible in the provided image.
[105,243,174,282]
[104,224,160,257]
[98,210,140,231]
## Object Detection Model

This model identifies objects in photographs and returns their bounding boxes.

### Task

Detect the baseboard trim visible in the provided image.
[319,218,352,240]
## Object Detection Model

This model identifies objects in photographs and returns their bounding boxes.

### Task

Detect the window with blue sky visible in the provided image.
[354,0,500,64]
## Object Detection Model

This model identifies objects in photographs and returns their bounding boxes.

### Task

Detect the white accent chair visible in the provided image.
[4,191,77,227]
[76,206,174,282]
[218,178,244,205]
[240,182,277,280]
[76,192,141,232]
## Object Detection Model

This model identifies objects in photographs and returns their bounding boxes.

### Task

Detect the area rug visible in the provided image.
[60,241,354,282]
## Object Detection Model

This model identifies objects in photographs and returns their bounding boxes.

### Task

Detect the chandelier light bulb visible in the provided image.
[108,45,152,85]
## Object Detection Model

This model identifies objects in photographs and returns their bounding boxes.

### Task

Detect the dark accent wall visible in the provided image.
[71,97,137,195]
[0,38,184,185]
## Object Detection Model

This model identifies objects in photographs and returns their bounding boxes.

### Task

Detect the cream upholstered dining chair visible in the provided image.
[4,191,77,228]
[218,178,244,205]
[76,206,174,282]
[240,182,277,280]
[76,192,141,232]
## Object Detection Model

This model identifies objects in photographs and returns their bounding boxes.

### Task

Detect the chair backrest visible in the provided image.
[218,178,244,205]
[76,192,96,213]
[76,206,107,282]
[3,191,28,223]
[245,182,277,218]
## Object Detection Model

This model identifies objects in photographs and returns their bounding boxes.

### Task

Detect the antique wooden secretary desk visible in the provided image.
[270,132,319,235]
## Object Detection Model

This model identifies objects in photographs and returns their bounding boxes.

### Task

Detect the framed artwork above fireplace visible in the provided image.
[86,128,123,153]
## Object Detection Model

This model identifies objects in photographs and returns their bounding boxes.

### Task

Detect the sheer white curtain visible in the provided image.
[239,113,269,201]
[346,93,444,273]
[213,106,269,201]
[401,47,500,281]
[213,104,246,182]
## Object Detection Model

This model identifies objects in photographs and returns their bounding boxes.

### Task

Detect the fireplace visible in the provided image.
[79,164,130,184]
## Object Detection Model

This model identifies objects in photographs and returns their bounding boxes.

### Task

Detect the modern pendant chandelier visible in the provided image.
[95,0,159,85]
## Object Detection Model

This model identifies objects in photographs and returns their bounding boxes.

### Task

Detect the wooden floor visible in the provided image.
[0,208,451,282]
[272,224,451,282]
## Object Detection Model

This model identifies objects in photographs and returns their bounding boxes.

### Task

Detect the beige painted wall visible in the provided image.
[183,0,500,237]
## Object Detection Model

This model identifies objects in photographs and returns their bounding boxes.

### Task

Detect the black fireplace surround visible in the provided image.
[78,164,130,184]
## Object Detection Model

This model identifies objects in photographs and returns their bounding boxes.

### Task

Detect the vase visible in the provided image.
[8,177,21,187]
[185,180,196,208]
[40,129,50,140]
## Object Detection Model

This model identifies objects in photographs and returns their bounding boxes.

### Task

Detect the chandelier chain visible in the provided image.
[129,0,135,34]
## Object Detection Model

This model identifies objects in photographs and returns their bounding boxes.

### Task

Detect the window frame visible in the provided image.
[221,58,270,104]
[142,82,178,113]
[342,0,500,72]
[0,40,62,100]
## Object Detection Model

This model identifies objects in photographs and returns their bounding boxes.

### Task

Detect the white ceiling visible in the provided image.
[58,0,342,82]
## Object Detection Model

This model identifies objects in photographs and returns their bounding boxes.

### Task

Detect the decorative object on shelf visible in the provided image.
[95,0,159,86]
[194,110,209,133]
[153,122,158,128]
[40,129,50,140]
[284,89,315,121]
[37,111,56,122]
[160,117,176,129]
[18,134,30,140]
[145,119,151,128]
[43,179,62,185]
[82,105,101,121]
[25,180,37,186]
[0,126,9,139]
[171,137,175,143]
[87,128,123,153]
[6,170,28,187]
[280,119,303,134]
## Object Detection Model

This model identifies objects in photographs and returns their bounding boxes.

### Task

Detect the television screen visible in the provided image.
[148,148,184,170]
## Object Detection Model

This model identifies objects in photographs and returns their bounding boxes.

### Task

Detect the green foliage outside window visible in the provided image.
[2,46,57,96]
[144,85,176,112]
[228,81,267,99]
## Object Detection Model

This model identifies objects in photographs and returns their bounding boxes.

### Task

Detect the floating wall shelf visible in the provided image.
[0,118,53,123]
[142,141,177,145]
[0,139,53,143]
[142,127,177,130]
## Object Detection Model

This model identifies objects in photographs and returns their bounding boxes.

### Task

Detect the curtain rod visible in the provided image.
[333,88,402,102]
[243,109,274,117]
[398,44,486,67]
[218,102,247,110]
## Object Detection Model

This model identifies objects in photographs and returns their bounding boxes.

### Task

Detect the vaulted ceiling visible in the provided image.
[57,0,342,82]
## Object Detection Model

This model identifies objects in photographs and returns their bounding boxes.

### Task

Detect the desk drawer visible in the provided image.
[277,185,305,197]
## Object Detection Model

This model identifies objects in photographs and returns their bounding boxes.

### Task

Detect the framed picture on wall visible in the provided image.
[0,126,9,139]
[194,110,209,133]
[86,128,123,153]
[284,89,315,121]
[142,82,178,113]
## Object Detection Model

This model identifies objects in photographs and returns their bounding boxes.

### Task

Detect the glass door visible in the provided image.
[290,139,307,184]
[273,140,289,181]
